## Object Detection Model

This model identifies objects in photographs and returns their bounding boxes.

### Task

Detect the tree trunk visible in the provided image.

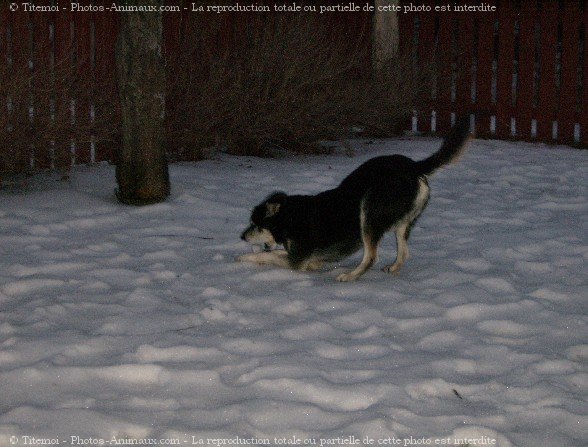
[115,1,170,205]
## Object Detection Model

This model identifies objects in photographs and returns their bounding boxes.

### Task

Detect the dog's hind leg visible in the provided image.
[236,250,291,268]
[337,206,380,282]
[383,224,409,274]
[383,177,429,274]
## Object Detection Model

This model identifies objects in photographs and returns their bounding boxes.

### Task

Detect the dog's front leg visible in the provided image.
[236,250,291,268]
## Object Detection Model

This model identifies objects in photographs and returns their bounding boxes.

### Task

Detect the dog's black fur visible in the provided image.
[239,118,472,281]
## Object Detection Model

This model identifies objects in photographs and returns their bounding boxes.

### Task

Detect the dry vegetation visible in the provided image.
[166,14,434,158]
[2,13,435,182]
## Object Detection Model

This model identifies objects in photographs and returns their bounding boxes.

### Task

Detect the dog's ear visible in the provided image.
[265,191,287,217]
[266,203,281,216]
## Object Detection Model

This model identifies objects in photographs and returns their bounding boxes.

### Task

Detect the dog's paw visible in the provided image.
[300,260,323,272]
[382,264,401,274]
[235,254,252,263]
[336,272,358,282]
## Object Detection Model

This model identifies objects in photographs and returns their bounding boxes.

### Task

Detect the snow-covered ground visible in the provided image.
[0,138,586,447]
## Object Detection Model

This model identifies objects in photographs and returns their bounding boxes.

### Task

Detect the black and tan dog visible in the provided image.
[238,118,472,281]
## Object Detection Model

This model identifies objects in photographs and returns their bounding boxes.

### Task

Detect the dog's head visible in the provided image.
[240,191,287,249]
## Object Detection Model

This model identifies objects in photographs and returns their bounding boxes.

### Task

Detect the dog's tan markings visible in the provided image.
[236,250,290,268]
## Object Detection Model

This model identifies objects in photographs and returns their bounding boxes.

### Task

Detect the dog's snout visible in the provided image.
[241,224,253,241]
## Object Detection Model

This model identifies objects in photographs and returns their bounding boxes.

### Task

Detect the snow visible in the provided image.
[0,138,587,447]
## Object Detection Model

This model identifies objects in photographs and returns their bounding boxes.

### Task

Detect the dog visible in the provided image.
[238,118,472,281]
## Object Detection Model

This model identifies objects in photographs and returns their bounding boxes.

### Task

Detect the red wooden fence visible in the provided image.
[1,1,585,177]
[399,0,588,147]
[0,1,372,174]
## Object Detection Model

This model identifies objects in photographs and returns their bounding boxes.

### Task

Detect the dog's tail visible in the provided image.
[414,117,472,176]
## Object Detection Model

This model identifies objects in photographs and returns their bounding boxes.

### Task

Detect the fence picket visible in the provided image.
[559,1,582,145]
[436,10,455,133]
[516,2,537,142]
[92,12,119,163]
[456,3,475,117]
[74,9,93,164]
[474,0,497,138]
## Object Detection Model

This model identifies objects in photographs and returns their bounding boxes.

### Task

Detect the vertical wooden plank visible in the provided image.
[0,6,9,176]
[46,7,57,170]
[397,1,413,58]
[93,11,119,163]
[30,4,53,169]
[579,4,588,147]
[558,0,582,145]
[397,3,415,132]
[74,9,93,164]
[456,0,475,119]
[516,1,539,141]
[495,0,516,139]
[417,4,437,131]
[25,10,35,170]
[474,0,498,138]
[409,10,422,130]
[435,8,455,132]
[163,8,182,159]
[536,1,559,142]
[52,4,74,169]
[9,7,31,173]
